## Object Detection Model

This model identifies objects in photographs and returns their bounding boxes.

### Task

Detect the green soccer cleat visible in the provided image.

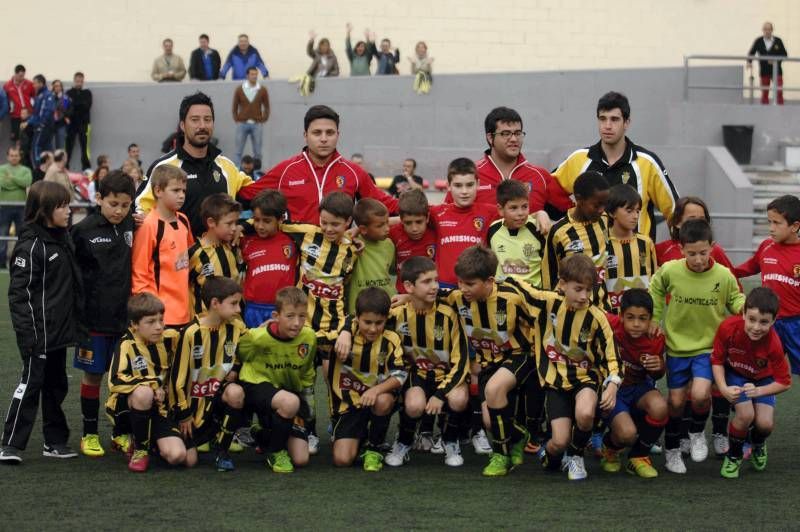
[720,456,741,479]
[361,450,384,472]
[600,445,621,473]
[197,442,211,453]
[228,440,244,453]
[510,429,530,467]
[267,450,294,474]
[110,434,131,455]
[751,444,768,472]
[80,434,105,457]
[482,453,511,477]
[626,456,658,478]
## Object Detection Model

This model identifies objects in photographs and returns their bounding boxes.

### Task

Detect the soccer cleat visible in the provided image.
[524,440,542,455]
[471,429,493,455]
[229,440,244,453]
[650,442,663,455]
[600,445,621,473]
[361,450,384,472]
[712,433,729,457]
[444,441,464,467]
[111,434,131,455]
[430,436,444,455]
[128,449,150,472]
[215,451,235,472]
[414,432,434,452]
[688,432,708,462]
[566,455,588,480]
[267,450,295,473]
[720,456,741,479]
[384,441,412,467]
[197,442,211,453]
[679,438,691,456]
[233,427,256,448]
[482,452,511,477]
[590,432,604,458]
[626,456,658,478]
[750,444,768,472]
[510,429,530,467]
[0,446,22,464]
[80,434,105,457]
[664,448,687,474]
[307,434,320,456]
[42,443,78,459]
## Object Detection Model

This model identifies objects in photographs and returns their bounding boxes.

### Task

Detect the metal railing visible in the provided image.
[684,54,800,104]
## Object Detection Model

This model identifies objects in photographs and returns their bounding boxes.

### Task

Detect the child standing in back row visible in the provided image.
[346,198,396,314]
[389,188,437,294]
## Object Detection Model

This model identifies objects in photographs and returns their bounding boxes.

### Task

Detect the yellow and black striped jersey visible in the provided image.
[442,281,535,367]
[321,320,407,415]
[605,233,658,312]
[170,316,247,426]
[542,208,611,311]
[106,328,180,417]
[281,223,358,333]
[188,238,243,316]
[387,302,468,399]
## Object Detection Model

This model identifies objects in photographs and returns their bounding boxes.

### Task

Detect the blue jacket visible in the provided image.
[0,88,8,120]
[27,87,55,128]
[220,45,269,79]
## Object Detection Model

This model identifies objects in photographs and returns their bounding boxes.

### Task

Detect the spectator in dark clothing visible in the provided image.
[748,22,788,105]
[27,75,55,168]
[51,80,69,150]
[3,65,35,142]
[127,143,143,170]
[0,87,8,120]
[307,31,340,77]
[65,72,92,170]
[189,33,221,81]
[220,34,269,80]
[240,155,256,178]
[388,158,424,197]
[373,38,400,75]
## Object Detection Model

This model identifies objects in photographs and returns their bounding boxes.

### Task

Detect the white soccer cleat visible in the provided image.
[712,433,729,456]
[566,455,588,480]
[471,429,493,455]
[307,434,320,456]
[430,435,445,455]
[665,448,687,474]
[414,432,434,452]
[689,431,708,462]
[384,441,411,467]
[444,441,464,467]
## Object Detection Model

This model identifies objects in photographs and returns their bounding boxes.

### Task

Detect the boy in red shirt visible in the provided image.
[389,188,437,294]
[712,287,791,478]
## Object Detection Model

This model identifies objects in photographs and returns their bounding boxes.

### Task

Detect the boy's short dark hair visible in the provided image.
[14,65,25,74]
[484,106,522,135]
[679,218,713,245]
[199,33,209,41]
[744,286,780,319]
[400,256,437,284]
[73,72,84,79]
[251,189,287,219]
[353,198,388,226]
[275,286,307,312]
[98,170,136,199]
[319,191,353,220]
[454,246,497,281]
[574,171,609,199]
[496,179,528,206]
[304,105,339,131]
[33,74,46,85]
[355,287,391,317]
[201,276,242,309]
[620,288,653,316]
[558,254,596,287]
[128,292,165,324]
[179,92,215,122]
[127,143,138,151]
[447,157,477,183]
[767,195,800,225]
[150,165,187,192]
[597,91,631,121]
[200,193,241,227]
[25,180,71,225]
[606,184,642,223]
[398,188,429,217]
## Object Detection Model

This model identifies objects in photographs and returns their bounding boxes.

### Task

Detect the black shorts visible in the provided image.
[545,383,599,421]
[241,381,309,441]
[331,408,371,441]
[477,356,534,403]
[107,392,180,442]
[409,373,442,399]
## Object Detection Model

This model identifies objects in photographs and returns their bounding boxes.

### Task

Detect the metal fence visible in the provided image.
[684,54,799,104]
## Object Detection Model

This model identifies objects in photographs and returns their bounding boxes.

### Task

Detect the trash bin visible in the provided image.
[722,125,754,165]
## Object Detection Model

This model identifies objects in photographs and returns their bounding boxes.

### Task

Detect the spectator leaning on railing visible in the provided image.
[0,146,32,268]
[307,31,340,78]
[220,34,269,80]
[345,23,374,76]
[189,34,221,81]
[747,21,788,105]
[151,38,187,83]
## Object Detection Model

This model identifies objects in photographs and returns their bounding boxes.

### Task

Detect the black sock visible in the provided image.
[751,427,769,448]
[419,413,435,434]
[267,412,292,453]
[130,408,152,451]
[397,410,418,446]
[630,415,667,457]
[602,431,623,452]
[367,413,391,450]
[442,410,465,443]
[541,447,563,470]
[80,383,100,436]
[469,394,483,435]
[488,406,512,455]
[524,378,545,438]
[665,416,683,450]
[567,426,592,456]
[727,423,747,459]
[216,406,244,452]
[689,404,710,434]
[711,395,730,435]
[680,401,692,440]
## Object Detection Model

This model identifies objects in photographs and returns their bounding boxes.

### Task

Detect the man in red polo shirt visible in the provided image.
[239,105,398,223]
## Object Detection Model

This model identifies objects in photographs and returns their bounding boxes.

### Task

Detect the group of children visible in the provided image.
[1,154,798,483]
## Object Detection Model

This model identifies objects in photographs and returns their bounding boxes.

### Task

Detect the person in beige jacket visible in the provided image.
[151,38,187,82]
[232,67,270,166]
[43,149,73,196]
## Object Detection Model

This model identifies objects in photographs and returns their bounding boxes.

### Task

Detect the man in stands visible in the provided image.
[3,65,35,143]
[220,34,269,80]
[65,72,92,171]
[748,22,788,105]
[189,34,221,81]
[151,38,187,82]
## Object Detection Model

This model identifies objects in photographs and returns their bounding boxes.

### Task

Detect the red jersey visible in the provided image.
[608,313,666,386]
[734,238,800,319]
[3,78,35,118]
[430,202,499,285]
[240,232,298,304]
[389,224,437,293]
[711,315,790,385]
[238,149,398,224]
[444,152,574,212]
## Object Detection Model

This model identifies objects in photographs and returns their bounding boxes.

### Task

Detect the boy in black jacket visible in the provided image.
[71,170,135,457]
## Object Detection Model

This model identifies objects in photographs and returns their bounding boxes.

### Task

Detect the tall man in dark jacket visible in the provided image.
[748,22,788,105]
[189,34,221,81]
[65,72,92,170]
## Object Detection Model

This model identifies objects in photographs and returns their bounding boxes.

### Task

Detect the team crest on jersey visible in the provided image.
[458,306,471,321]
[124,231,133,247]
[283,245,293,259]
[305,243,321,259]
[213,170,221,183]
[757,357,768,368]
[523,243,536,259]
[223,342,236,358]
[297,343,310,358]
[565,240,585,253]
[132,355,147,371]
[433,325,445,342]
[14,256,25,268]
[336,175,346,188]
[549,312,558,327]
[621,171,630,185]
[606,255,618,269]
[473,217,485,231]
[495,310,507,326]
[579,328,591,343]
[794,264,800,278]
[200,262,216,277]
[711,282,720,293]
[524,182,532,193]
[398,322,410,336]
[426,245,435,258]
[192,345,204,360]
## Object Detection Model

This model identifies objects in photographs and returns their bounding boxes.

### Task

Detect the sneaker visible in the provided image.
[308,434,320,456]
[414,431,434,452]
[42,443,78,459]
[128,449,149,472]
[742,442,753,460]
[600,445,621,473]
[712,433,729,457]
[590,432,604,458]
[626,456,658,478]
[482,452,511,477]
[679,437,691,456]
[688,431,708,462]
[0,446,22,464]
[471,429,492,455]
[197,442,211,453]
[111,434,131,455]
[566,455,588,480]
[720,456,741,479]
[384,441,412,467]
[361,449,384,472]
[524,440,542,455]
[267,450,294,473]
[215,451,235,472]
[750,443,768,472]
[664,448,687,474]
[510,429,530,467]
[650,442,663,455]
[430,435,445,455]
[80,434,105,457]
[229,440,244,453]
[444,441,464,467]
[234,427,256,448]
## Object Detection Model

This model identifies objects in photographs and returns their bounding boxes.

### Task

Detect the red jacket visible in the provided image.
[239,149,398,224]
[3,78,35,119]
[445,152,574,212]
